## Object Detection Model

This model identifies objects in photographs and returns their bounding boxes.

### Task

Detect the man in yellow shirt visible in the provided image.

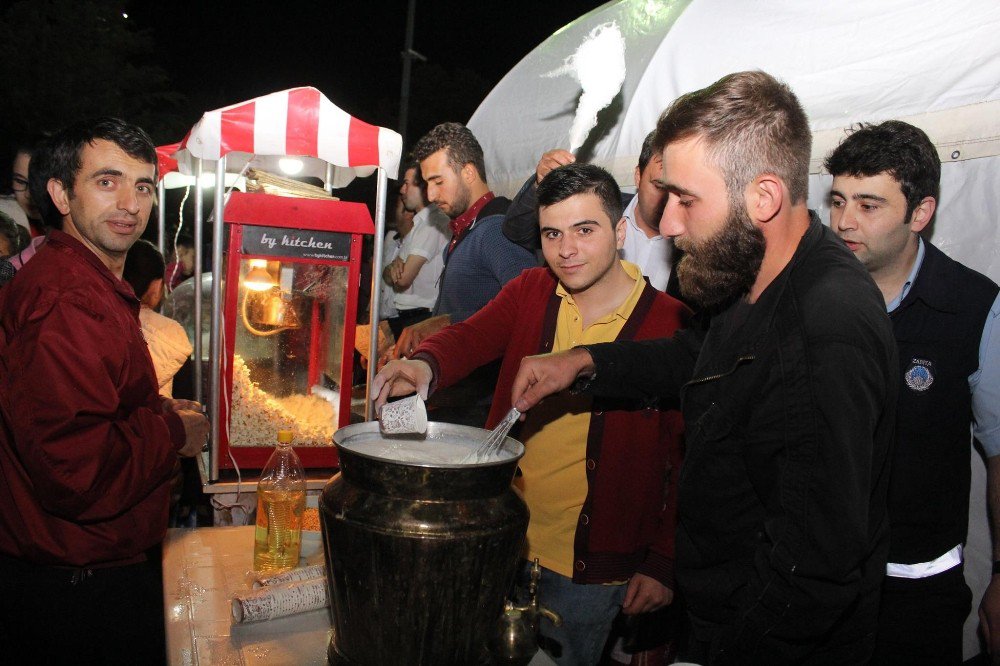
[374,163,689,664]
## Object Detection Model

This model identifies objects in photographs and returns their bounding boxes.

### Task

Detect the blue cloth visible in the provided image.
[888,237,1000,456]
[433,212,537,323]
[516,560,626,666]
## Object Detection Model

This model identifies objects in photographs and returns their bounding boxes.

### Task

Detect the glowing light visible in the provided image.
[278,158,304,175]
[245,260,276,291]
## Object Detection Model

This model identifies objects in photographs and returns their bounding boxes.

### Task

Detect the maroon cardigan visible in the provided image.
[415,266,689,587]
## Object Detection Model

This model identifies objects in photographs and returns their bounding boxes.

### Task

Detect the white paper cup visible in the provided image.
[379,395,428,435]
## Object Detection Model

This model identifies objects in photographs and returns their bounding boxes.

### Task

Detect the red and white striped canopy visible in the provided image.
[171,87,402,185]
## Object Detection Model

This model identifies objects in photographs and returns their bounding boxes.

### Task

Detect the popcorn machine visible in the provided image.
[218,191,374,469]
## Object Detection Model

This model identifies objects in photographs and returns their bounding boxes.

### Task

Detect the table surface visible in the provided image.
[162,526,556,666]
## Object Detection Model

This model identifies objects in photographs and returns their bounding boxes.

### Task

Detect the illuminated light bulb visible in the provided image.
[245,261,276,291]
[279,158,304,175]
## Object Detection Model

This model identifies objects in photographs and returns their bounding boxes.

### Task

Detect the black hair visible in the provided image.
[537,163,623,224]
[29,117,157,230]
[824,120,940,221]
[412,122,487,184]
[13,132,49,161]
[123,239,165,300]
[0,211,27,256]
[174,231,194,249]
[637,130,657,173]
[653,70,811,205]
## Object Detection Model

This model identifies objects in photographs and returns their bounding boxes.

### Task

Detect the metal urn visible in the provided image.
[320,421,529,665]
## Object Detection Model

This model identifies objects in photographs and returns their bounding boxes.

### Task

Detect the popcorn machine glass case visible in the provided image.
[219,192,373,469]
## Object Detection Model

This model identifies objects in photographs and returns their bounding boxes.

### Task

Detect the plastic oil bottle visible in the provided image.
[253,429,307,573]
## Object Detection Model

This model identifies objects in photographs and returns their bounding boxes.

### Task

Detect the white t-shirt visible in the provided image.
[139,307,193,397]
[379,230,402,319]
[393,205,450,311]
[619,195,673,292]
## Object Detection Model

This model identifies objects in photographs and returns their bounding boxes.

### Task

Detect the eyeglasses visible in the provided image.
[11,176,28,192]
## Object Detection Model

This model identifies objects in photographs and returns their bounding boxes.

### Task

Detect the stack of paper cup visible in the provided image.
[379,395,427,435]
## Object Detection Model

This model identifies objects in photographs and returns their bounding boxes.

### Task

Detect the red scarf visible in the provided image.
[448,192,495,253]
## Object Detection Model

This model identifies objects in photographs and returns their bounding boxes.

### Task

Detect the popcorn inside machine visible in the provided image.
[217,191,373,469]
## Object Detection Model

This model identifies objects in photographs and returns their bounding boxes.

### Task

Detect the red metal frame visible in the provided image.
[218,192,373,470]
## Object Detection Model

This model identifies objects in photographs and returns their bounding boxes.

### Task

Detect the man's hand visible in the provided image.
[176,409,210,458]
[371,359,434,414]
[162,397,202,413]
[387,257,406,285]
[535,149,576,184]
[981,577,1000,662]
[983,456,1000,663]
[622,573,674,615]
[394,314,449,358]
[511,347,596,413]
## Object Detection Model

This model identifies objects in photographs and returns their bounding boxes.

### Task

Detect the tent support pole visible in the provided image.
[367,167,388,420]
[209,157,226,481]
[193,159,204,406]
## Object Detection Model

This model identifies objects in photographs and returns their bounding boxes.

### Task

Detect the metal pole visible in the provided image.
[156,180,166,256]
[366,167,389,420]
[209,157,226,481]
[193,158,204,405]
[324,163,334,194]
[398,0,423,150]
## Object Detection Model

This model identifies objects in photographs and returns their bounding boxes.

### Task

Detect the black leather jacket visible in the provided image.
[586,214,897,664]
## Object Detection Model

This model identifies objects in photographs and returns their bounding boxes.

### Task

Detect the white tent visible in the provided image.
[469,0,1000,658]
[469,0,1000,283]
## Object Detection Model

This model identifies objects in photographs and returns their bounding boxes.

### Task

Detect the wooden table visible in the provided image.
[162,526,556,665]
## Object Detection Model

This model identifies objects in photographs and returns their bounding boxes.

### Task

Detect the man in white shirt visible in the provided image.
[384,162,450,338]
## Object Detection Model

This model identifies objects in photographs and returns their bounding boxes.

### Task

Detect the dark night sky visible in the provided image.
[127,1,608,150]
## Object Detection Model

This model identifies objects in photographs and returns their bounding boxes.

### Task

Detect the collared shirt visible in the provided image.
[514,260,645,577]
[394,205,450,311]
[620,196,673,291]
[888,237,1000,455]
[379,230,403,319]
[448,192,495,253]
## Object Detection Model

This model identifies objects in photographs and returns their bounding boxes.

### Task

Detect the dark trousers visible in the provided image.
[386,307,432,340]
[871,565,972,666]
[0,549,166,665]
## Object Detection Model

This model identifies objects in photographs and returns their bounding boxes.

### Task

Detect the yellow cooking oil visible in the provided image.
[253,429,307,573]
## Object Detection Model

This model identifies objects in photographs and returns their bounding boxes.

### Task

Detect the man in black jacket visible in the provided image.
[510,71,897,664]
[826,120,1000,665]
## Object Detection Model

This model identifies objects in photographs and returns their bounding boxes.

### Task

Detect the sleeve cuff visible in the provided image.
[162,410,187,452]
[635,551,676,590]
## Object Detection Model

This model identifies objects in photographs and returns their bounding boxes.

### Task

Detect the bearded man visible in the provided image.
[508,71,898,664]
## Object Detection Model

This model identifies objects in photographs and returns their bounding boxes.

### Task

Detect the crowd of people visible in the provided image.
[0,67,997,666]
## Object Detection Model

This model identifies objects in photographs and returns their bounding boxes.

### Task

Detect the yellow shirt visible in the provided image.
[513,260,645,577]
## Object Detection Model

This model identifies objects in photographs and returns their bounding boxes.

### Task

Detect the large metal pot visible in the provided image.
[321,421,528,665]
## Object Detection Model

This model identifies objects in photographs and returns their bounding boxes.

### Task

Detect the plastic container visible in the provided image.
[253,429,307,573]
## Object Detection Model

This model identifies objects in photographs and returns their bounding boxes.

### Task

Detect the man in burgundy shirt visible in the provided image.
[0,118,209,665]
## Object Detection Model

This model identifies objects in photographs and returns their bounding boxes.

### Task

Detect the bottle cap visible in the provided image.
[277,430,294,444]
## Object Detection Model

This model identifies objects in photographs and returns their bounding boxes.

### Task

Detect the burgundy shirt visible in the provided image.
[0,231,186,567]
[447,191,495,253]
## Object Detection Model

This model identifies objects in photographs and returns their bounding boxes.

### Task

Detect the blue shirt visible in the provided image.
[888,237,1000,456]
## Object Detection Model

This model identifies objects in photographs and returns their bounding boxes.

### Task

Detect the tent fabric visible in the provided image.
[467,0,1000,659]
[470,0,1000,198]
[467,0,1000,285]
[171,86,402,185]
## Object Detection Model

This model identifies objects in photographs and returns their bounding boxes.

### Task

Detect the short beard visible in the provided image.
[445,183,472,220]
[675,203,765,311]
